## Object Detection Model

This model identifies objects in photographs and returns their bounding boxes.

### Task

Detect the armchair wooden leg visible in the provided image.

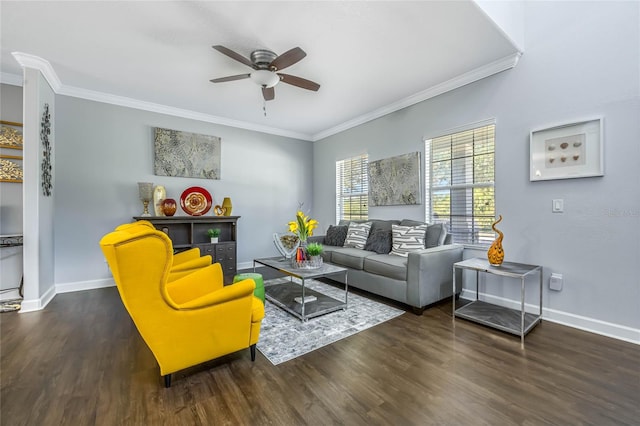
[250,344,256,362]
[164,374,172,388]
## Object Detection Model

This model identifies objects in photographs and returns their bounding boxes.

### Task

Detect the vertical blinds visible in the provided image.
[336,154,369,223]
[426,124,495,245]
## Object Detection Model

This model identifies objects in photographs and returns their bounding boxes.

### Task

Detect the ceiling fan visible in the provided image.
[210,45,320,101]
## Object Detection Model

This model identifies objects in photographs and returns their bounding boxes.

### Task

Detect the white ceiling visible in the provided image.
[0,1,521,141]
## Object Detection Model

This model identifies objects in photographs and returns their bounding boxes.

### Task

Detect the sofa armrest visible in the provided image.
[406,244,463,309]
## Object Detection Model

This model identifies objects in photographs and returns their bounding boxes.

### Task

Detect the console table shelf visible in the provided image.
[134,216,239,283]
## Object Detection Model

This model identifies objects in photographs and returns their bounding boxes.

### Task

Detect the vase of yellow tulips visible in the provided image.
[288,211,321,268]
[288,210,318,244]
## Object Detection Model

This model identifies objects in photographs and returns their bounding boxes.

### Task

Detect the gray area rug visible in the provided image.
[0,298,21,313]
[257,278,404,365]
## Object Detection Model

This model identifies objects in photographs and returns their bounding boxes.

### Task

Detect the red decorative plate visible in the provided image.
[180,186,212,216]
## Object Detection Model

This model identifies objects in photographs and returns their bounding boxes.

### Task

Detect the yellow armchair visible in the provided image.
[115,220,213,279]
[100,225,264,387]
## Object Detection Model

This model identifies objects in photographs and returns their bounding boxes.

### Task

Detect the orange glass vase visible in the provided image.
[487,215,504,266]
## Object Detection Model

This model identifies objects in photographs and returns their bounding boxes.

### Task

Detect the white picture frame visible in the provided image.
[530,118,603,181]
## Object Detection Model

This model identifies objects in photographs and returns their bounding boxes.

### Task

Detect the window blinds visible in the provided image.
[336,154,369,223]
[425,124,495,245]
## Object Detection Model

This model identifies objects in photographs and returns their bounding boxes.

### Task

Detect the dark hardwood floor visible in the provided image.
[1,279,639,425]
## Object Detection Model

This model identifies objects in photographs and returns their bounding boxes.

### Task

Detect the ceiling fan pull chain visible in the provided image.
[263,99,267,117]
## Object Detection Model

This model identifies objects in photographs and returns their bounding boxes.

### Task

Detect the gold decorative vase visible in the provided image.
[222,197,232,216]
[487,215,504,266]
[153,185,166,216]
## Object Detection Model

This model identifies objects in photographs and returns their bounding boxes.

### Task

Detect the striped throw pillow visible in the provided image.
[343,222,372,249]
[390,224,428,257]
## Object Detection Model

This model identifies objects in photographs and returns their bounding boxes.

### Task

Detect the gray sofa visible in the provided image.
[309,219,463,314]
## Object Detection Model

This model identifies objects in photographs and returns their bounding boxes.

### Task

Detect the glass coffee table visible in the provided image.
[253,256,348,321]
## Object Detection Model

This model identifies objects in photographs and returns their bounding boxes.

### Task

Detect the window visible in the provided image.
[336,154,368,223]
[425,122,495,245]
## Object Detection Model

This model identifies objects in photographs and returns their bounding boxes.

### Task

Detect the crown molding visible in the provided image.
[8,52,312,141]
[7,51,522,143]
[12,52,62,92]
[58,85,313,141]
[0,72,23,86]
[311,52,522,141]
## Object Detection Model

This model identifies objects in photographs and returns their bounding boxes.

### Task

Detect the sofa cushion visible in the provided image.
[364,229,392,254]
[364,220,398,252]
[363,254,408,281]
[390,224,428,257]
[343,222,372,249]
[331,247,375,270]
[425,223,447,248]
[319,244,341,263]
[325,225,348,247]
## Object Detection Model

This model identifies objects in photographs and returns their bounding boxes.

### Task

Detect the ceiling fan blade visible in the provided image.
[210,74,251,83]
[278,73,320,91]
[270,47,306,71]
[262,87,275,101]
[212,45,255,69]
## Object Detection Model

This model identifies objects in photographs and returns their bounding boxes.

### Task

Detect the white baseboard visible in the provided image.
[56,278,115,294]
[237,261,254,270]
[19,285,56,313]
[460,289,640,345]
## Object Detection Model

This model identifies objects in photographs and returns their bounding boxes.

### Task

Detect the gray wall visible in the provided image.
[313,1,640,331]
[54,96,313,285]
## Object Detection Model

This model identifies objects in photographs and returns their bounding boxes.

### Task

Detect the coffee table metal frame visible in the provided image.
[452,258,543,344]
[253,257,348,322]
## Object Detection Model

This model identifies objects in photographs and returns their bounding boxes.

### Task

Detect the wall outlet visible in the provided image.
[550,273,563,291]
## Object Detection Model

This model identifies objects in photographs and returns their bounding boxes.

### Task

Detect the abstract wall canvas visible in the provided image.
[154,127,221,179]
[369,152,421,206]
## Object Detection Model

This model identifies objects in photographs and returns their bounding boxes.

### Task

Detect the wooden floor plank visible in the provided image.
[1,286,639,425]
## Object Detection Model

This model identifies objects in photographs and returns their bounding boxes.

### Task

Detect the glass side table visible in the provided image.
[453,258,543,344]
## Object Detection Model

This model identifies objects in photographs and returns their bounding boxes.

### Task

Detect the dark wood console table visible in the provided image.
[133,216,240,283]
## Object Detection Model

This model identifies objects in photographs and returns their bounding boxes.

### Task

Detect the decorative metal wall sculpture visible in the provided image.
[154,127,221,179]
[40,103,52,196]
[368,152,421,206]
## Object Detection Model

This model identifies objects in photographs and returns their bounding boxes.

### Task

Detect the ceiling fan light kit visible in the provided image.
[250,69,280,88]
[210,45,320,102]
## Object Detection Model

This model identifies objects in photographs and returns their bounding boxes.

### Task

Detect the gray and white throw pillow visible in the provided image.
[343,222,372,249]
[390,224,428,257]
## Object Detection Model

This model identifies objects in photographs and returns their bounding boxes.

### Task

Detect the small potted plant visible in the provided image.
[207,228,221,243]
[305,242,324,267]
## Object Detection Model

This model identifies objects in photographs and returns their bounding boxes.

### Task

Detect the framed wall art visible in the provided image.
[0,120,24,183]
[154,127,221,179]
[530,117,603,181]
[368,152,421,206]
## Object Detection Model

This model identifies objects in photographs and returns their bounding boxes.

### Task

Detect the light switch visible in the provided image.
[552,199,564,213]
